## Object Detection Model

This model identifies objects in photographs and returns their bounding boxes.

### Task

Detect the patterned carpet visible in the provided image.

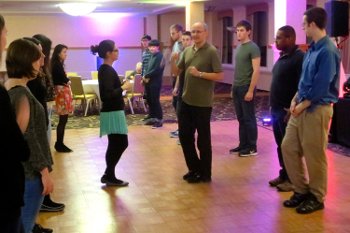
[50,83,350,156]
[51,83,270,129]
[51,94,270,128]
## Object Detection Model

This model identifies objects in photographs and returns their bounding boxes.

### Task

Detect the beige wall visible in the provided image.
[1,14,145,78]
[5,14,144,47]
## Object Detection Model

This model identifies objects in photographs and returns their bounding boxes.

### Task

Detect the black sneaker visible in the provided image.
[152,121,163,129]
[32,223,53,233]
[169,129,179,138]
[40,197,65,212]
[144,118,157,125]
[142,115,151,121]
[54,142,73,153]
[239,148,258,157]
[101,175,129,187]
[229,146,241,154]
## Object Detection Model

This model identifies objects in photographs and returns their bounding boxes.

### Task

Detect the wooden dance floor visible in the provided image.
[38,120,350,233]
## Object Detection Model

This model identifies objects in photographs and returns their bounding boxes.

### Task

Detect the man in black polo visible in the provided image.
[269,26,304,191]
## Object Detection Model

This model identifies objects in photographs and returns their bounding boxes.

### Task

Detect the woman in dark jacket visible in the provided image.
[90,40,131,186]
[0,14,30,233]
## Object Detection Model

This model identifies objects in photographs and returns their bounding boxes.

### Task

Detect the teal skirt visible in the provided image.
[100,110,128,137]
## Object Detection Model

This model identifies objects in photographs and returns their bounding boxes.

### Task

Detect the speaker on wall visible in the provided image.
[325,1,349,37]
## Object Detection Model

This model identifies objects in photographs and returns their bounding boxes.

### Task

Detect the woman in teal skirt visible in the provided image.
[90,40,132,186]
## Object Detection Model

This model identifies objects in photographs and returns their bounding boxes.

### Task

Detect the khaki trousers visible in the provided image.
[282,105,332,202]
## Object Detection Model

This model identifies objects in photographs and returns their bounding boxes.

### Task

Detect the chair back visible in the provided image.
[70,76,85,97]
[91,71,98,80]
[67,72,79,77]
[133,74,144,94]
[125,70,134,79]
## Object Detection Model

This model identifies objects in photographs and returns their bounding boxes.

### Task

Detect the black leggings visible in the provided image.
[56,114,68,144]
[104,134,128,178]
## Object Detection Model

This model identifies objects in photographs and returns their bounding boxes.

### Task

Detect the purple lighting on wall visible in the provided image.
[87,13,133,36]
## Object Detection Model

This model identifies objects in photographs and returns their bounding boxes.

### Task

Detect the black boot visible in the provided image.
[54,142,72,153]
[32,223,53,233]
[40,194,65,212]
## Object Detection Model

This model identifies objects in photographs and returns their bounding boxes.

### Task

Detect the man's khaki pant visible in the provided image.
[282,105,333,202]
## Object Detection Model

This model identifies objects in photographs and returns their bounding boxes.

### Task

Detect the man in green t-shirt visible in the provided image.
[177,22,223,183]
[230,20,261,157]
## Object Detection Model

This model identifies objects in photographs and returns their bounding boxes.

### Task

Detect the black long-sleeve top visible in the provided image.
[0,84,30,219]
[98,64,125,112]
[52,62,69,85]
[27,75,49,126]
[270,46,304,109]
[144,52,165,86]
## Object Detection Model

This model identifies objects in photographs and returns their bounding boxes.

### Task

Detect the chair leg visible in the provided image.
[141,99,147,113]
[128,98,134,114]
[85,99,91,116]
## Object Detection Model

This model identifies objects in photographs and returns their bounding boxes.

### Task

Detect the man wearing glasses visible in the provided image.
[282,7,340,214]
[177,22,223,183]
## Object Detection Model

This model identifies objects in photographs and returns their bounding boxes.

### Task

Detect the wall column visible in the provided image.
[185,1,204,30]
[145,14,158,39]
[273,0,306,64]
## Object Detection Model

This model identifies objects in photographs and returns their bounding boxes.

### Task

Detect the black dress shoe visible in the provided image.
[186,173,202,183]
[32,223,53,233]
[283,192,309,208]
[183,171,196,180]
[296,194,324,214]
[201,176,212,183]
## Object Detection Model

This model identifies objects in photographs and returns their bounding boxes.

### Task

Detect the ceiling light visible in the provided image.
[59,3,98,16]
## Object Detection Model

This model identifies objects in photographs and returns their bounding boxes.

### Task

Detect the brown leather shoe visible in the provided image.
[276,181,294,192]
[268,177,285,187]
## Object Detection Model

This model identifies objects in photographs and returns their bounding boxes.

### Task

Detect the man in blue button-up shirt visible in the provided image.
[281,7,340,214]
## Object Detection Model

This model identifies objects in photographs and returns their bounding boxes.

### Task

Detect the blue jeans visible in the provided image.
[271,107,289,180]
[232,85,257,150]
[21,177,44,233]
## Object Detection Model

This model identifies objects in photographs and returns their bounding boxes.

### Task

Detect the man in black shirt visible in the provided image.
[268,25,304,192]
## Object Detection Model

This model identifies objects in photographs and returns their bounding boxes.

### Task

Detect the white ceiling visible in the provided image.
[0,0,272,15]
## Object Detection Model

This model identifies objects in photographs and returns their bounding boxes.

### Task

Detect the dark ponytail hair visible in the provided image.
[90,40,115,59]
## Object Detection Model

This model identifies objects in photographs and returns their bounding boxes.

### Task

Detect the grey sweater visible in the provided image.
[9,85,53,179]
